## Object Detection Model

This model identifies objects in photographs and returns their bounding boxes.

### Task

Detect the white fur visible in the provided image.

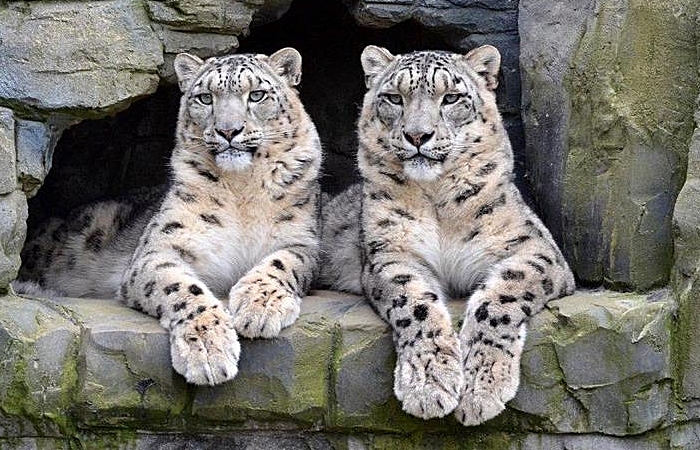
[216,151,254,172]
[411,223,498,298]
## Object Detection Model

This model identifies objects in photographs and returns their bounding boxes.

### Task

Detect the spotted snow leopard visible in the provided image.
[16,48,323,386]
[320,45,575,425]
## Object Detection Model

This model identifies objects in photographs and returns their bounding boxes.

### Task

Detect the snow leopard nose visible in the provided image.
[404,131,434,149]
[215,126,244,142]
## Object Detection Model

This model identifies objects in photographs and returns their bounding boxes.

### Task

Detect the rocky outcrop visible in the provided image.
[0,289,681,449]
[519,0,699,291]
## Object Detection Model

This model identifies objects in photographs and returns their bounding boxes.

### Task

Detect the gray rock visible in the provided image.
[519,0,699,290]
[0,191,27,289]
[0,295,80,436]
[511,290,673,435]
[0,108,16,195]
[345,0,517,31]
[191,293,337,424]
[15,119,66,198]
[146,0,257,33]
[521,433,666,450]
[670,422,700,450]
[672,94,700,418]
[52,297,189,424]
[0,0,162,116]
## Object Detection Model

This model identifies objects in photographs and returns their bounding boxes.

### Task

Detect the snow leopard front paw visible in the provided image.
[170,306,240,386]
[454,336,523,426]
[228,277,301,339]
[393,330,464,419]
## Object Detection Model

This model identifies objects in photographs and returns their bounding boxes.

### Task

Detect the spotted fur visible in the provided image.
[16,48,322,386]
[320,45,575,425]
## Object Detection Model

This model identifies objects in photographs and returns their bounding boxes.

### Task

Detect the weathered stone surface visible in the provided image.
[520,433,667,450]
[671,422,700,450]
[191,293,337,425]
[672,94,700,420]
[0,289,689,446]
[511,290,673,435]
[0,108,16,195]
[0,0,162,116]
[345,0,517,31]
[15,119,66,198]
[519,0,699,290]
[0,295,80,435]
[54,297,189,426]
[0,191,27,290]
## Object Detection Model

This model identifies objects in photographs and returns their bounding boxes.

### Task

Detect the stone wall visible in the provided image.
[0,0,699,448]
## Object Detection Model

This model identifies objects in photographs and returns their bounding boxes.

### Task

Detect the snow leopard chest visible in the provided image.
[155,199,279,298]
[410,218,499,298]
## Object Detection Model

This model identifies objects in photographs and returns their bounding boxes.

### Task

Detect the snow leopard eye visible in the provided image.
[249,90,266,102]
[196,93,213,105]
[383,93,403,105]
[442,93,462,105]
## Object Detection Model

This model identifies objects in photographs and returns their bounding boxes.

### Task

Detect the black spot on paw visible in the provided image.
[413,304,429,321]
[502,269,525,281]
[536,253,553,265]
[542,278,554,295]
[498,294,517,304]
[189,284,203,295]
[395,318,412,328]
[392,295,408,308]
[164,283,180,295]
[271,259,285,271]
[422,291,438,302]
[143,280,156,298]
[526,261,545,274]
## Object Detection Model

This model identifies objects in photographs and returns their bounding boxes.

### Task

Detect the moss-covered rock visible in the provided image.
[520,0,699,290]
[672,94,700,421]
[190,294,337,427]
[511,290,673,435]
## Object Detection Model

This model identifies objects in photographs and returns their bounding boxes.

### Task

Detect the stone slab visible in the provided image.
[191,293,339,426]
[0,289,678,438]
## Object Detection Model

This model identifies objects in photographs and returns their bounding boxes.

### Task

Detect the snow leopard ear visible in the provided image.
[361,45,395,89]
[266,47,303,87]
[174,53,205,93]
[465,45,501,90]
